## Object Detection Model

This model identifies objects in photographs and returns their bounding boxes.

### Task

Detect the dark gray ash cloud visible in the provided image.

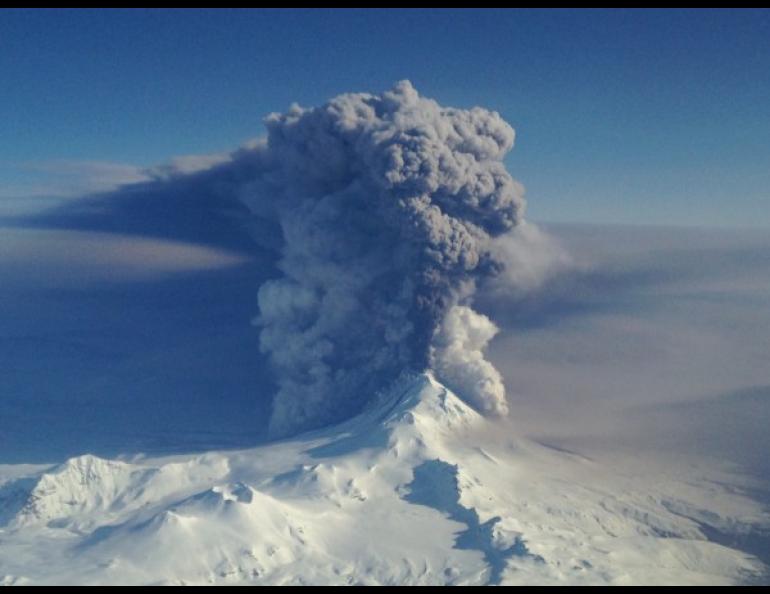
[232,81,533,434]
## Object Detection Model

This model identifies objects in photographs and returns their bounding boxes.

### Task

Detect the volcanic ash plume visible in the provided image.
[238,81,526,435]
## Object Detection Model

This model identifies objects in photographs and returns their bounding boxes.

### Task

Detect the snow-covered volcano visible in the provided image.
[0,373,767,585]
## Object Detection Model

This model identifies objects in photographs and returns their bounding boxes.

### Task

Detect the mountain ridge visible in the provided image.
[0,373,767,585]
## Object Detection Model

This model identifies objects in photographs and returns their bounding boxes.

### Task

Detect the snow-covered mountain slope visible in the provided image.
[1,373,768,585]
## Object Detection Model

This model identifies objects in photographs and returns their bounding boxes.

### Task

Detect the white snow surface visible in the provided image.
[0,373,768,585]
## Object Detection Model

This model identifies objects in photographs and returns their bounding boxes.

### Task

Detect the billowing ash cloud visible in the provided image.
[230,81,526,435]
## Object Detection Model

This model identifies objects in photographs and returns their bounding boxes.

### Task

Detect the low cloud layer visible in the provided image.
[0,228,249,287]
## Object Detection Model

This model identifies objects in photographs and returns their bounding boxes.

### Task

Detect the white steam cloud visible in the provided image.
[430,305,507,416]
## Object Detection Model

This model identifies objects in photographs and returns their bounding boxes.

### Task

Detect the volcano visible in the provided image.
[0,373,766,585]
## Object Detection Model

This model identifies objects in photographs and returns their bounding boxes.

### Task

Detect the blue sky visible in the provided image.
[1,8,768,227]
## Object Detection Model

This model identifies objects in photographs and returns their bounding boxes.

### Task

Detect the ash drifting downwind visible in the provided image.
[157,81,554,435]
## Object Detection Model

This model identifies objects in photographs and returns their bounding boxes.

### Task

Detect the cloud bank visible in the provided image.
[0,228,249,288]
